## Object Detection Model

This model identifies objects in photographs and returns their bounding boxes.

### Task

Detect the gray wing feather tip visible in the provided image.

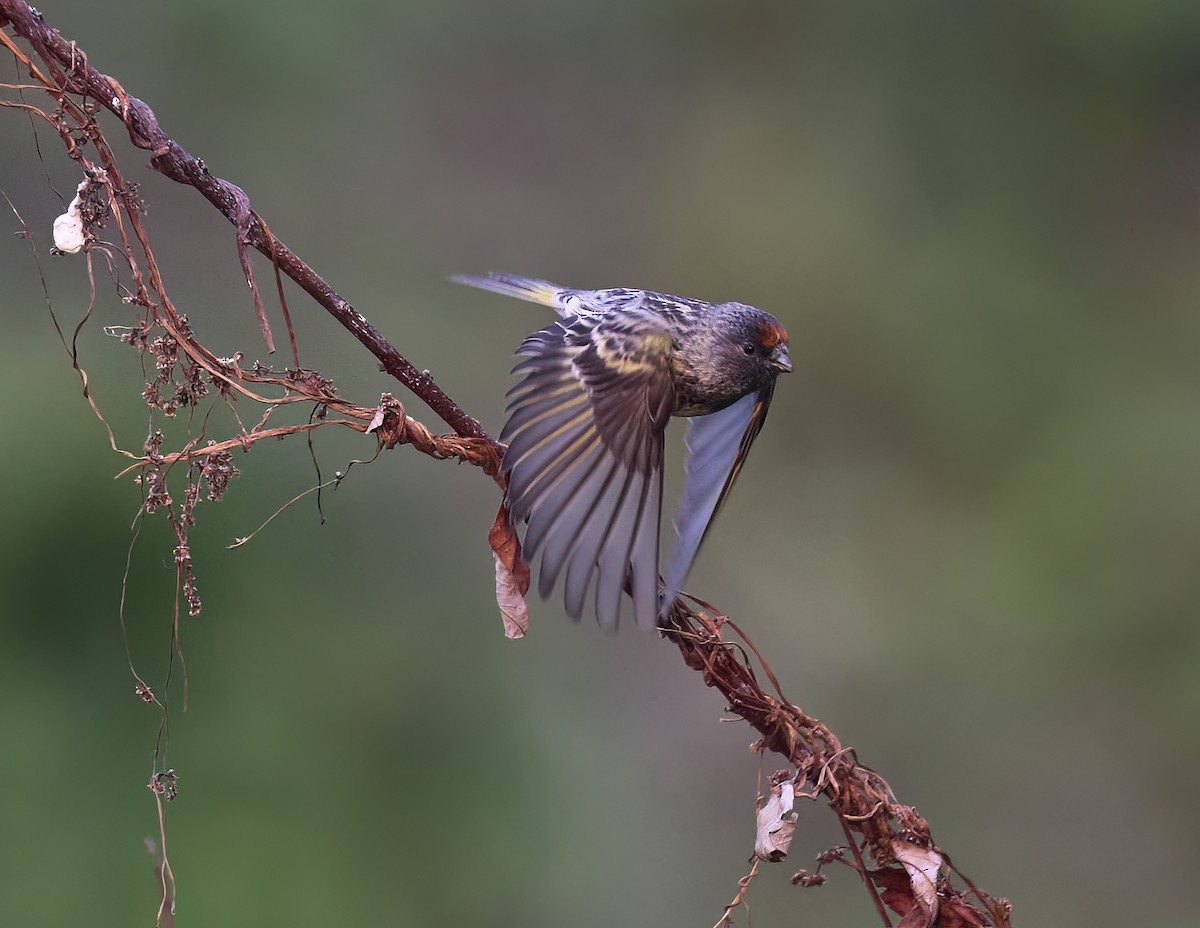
[661,392,767,611]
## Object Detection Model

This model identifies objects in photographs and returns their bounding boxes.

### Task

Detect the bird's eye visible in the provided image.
[742,344,756,356]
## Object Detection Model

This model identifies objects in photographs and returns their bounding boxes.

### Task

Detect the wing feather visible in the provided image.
[627,464,663,629]
[536,450,622,600]
[500,313,674,630]
[661,384,776,615]
[563,464,640,623]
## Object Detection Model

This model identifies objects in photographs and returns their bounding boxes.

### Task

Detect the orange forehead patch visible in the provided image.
[757,319,789,348]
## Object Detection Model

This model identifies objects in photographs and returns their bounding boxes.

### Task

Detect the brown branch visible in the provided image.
[0,0,489,442]
[110,394,500,481]
[661,601,1012,927]
[1,5,1011,926]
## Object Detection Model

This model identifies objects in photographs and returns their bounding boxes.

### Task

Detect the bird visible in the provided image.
[454,273,791,632]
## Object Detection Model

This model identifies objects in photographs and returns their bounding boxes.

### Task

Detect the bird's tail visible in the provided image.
[451,273,569,311]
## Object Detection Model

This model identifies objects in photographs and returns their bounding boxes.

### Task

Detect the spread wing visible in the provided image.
[501,311,675,631]
[661,384,776,615]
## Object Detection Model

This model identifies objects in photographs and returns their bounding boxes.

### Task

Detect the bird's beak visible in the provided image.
[771,345,792,373]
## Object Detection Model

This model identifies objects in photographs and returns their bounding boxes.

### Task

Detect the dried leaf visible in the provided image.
[937,895,992,928]
[364,391,398,434]
[890,840,943,928]
[52,178,88,253]
[488,504,530,639]
[754,776,797,861]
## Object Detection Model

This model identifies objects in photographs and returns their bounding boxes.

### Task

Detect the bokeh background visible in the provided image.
[2,2,1199,925]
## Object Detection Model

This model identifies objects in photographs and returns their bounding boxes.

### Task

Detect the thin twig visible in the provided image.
[0,7,1010,926]
[0,0,489,441]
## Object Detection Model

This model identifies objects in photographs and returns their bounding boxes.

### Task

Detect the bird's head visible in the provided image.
[681,303,792,408]
[720,306,791,379]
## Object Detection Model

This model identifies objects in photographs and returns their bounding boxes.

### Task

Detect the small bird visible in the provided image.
[455,273,791,631]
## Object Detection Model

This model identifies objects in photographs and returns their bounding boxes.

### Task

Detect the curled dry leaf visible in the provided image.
[488,504,530,639]
[52,177,88,253]
[754,775,798,862]
[51,172,110,254]
[877,839,943,928]
[937,893,994,928]
[365,402,388,435]
[366,392,405,443]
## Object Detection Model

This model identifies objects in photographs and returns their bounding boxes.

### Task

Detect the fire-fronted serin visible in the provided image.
[455,273,791,632]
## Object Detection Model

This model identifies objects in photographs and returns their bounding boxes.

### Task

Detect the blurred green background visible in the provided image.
[2,1,1198,925]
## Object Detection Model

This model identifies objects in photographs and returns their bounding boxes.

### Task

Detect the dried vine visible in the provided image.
[1,4,1011,927]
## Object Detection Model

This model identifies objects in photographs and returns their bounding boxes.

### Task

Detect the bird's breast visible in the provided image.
[671,377,746,418]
